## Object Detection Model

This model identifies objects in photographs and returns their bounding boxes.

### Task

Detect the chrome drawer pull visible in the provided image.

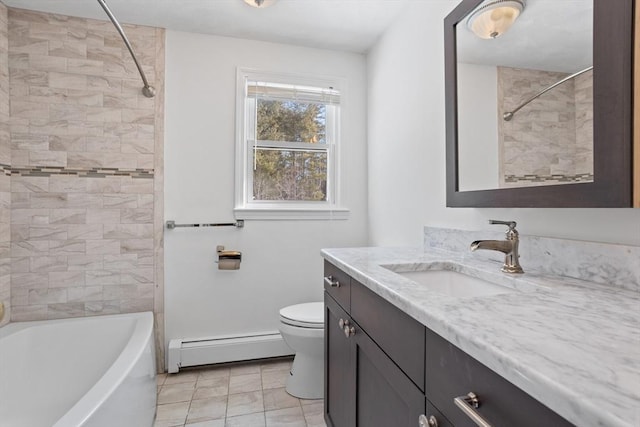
[454,392,493,427]
[344,324,355,338]
[338,318,355,337]
[419,414,439,427]
[324,275,340,287]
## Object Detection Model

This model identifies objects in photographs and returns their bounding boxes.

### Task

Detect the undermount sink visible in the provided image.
[391,269,516,298]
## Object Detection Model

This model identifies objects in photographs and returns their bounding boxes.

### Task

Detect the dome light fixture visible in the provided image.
[243,0,277,8]
[466,0,525,39]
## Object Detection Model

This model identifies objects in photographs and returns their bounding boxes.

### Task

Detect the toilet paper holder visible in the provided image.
[216,246,242,270]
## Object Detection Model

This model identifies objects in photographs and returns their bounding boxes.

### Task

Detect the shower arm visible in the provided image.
[96,0,156,98]
[503,65,593,121]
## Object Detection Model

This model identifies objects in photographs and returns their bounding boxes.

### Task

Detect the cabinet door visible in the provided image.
[325,293,355,427]
[354,322,424,427]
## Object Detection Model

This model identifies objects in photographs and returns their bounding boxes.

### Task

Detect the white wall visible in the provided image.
[367,1,640,247]
[457,62,499,191]
[164,31,368,348]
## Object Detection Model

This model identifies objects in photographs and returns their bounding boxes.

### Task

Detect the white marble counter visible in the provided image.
[321,246,640,427]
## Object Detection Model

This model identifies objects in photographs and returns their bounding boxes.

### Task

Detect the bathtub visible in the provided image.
[0,312,156,427]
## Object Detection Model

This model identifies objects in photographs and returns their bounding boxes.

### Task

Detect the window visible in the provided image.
[235,69,348,219]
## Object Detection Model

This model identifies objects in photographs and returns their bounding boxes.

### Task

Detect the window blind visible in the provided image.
[247,80,340,104]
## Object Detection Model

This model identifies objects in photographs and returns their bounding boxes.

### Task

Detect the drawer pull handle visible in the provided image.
[338,318,354,337]
[344,324,355,338]
[419,414,439,427]
[454,392,493,427]
[324,276,340,287]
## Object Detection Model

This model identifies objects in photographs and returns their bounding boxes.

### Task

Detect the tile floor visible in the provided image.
[154,357,327,427]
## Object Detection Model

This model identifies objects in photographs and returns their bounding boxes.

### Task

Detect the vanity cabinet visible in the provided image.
[325,288,424,427]
[323,261,574,427]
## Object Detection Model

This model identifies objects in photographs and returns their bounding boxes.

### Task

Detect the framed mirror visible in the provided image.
[445,0,633,207]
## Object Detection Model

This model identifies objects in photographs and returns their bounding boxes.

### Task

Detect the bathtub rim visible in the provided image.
[0,312,155,427]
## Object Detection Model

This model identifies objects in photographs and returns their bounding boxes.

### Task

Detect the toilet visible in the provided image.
[278,302,324,399]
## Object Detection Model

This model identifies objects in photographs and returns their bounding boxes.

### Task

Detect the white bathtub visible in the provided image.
[0,312,156,427]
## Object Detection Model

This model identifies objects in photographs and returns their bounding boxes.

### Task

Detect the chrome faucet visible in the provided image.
[470,220,524,274]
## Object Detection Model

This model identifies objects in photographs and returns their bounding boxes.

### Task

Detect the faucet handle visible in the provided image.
[489,219,517,230]
[489,220,519,239]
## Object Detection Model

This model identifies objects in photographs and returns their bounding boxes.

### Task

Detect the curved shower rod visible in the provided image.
[97,0,156,98]
[503,65,593,121]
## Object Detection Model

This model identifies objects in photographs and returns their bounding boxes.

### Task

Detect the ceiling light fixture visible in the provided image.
[243,0,277,8]
[466,0,525,39]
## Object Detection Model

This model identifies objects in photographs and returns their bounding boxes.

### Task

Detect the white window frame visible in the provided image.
[234,68,349,220]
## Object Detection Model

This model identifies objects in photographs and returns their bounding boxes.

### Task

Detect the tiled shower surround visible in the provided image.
[1,6,165,366]
[0,3,10,328]
[498,66,594,187]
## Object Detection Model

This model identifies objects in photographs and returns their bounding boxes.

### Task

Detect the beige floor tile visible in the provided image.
[263,387,301,411]
[225,412,267,427]
[165,371,199,385]
[156,359,324,427]
[302,401,326,427]
[153,420,185,427]
[261,369,289,390]
[158,383,196,404]
[186,396,228,424]
[301,400,323,414]
[194,383,229,400]
[227,390,264,418]
[265,406,307,427]
[198,367,231,380]
[261,358,293,373]
[155,401,190,426]
[229,373,262,394]
[229,363,262,376]
[305,412,327,427]
[157,373,168,385]
[186,419,226,427]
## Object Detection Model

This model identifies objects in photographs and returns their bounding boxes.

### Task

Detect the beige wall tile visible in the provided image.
[6,8,164,356]
[49,270,85,287]
[86,238,120,255]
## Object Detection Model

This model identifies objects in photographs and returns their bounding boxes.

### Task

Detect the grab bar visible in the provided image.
[166,220,245,229]
[97,0,156,98]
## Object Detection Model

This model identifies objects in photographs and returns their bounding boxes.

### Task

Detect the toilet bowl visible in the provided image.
[278,302,324,399]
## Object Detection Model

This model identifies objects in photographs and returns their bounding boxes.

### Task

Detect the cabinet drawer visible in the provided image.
[351,279,425,391]
[425,328,573,427]
[324,261,351,311]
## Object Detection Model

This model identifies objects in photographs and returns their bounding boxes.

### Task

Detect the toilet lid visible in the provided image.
[280,302,324,328]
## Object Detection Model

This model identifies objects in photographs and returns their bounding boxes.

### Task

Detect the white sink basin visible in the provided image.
[394,269,516,298]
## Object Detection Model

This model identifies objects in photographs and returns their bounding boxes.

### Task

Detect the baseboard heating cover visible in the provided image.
[167,331,293,373]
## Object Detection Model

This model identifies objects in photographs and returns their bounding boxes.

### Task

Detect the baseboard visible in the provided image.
[167,331,293,373]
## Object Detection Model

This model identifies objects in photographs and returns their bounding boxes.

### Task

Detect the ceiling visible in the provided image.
[457,0,593,73]
[2,0,410,53]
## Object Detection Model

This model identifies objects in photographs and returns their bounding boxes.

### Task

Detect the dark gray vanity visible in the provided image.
[321,236,639,427]
[323,260,573,427]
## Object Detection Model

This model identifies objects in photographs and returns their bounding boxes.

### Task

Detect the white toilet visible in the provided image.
[278,302,324,399]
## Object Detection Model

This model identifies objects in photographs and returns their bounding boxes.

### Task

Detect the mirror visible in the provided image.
[445,0,633,207]
[457,0,593,191]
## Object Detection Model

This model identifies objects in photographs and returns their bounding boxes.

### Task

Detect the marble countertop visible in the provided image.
[321,246,640,427]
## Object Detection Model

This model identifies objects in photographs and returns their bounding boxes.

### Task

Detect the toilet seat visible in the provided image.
[280,302,324,329]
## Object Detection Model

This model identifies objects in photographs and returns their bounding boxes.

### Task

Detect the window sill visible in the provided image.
[234,206,350,220]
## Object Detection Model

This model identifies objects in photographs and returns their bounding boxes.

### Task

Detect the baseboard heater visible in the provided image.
[167,331,293,373]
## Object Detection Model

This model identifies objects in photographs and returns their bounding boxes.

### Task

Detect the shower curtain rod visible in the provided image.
[503,65,593,121]
[97,0,156,98]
